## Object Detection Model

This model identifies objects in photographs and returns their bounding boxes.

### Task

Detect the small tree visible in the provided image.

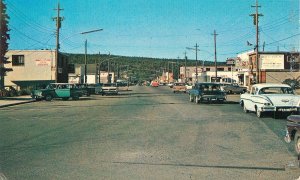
[0,0,11,89]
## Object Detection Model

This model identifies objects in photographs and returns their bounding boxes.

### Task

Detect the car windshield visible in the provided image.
[199,84,221,91]
[259,87,294,94]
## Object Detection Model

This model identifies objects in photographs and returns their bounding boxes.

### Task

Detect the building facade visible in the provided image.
[179,65,239,84]
[4,50,68,89]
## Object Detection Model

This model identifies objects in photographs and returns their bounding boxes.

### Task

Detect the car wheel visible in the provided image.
[62,97,69,101]
[189,95,194,102]
[218,99,224,103]
[256,108,263,118]
[243,105,249,113]
[45,94,52,101]
[35,97,42,101]
[228,90,232,94]
[72,94,79,100]
[294,132,300,155]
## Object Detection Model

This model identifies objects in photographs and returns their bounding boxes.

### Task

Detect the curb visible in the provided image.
[0,99,36,108]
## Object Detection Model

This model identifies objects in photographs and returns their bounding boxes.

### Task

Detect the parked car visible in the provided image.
[75,83,92,96]
[223,83,247,94]
[31,83,83,101]
[116,82,129,91]
[173,82,187,93]
[86,83,103,95]
[167,83,174,88]
[185,83,193,92]
[189,82,226,103]
[151,81,159,87]
[102,83,119,95]
[284,115,300,155]
[240,83,300,118]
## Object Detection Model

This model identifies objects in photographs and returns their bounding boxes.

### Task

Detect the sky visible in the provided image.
[5,0,300,62]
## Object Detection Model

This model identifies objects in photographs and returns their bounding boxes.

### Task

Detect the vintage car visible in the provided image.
[240,83,300,118]
[150,81,159,87]
[189,82,226,103]
[173,82,187,93]
[223,83,247,94]
[284,115,300,155]
[31,83,84,101]
[116,82,129,91]
[102,83,119,95]
[75,83,103,95]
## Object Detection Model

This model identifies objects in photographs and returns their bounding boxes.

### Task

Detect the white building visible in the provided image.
[68,64,115,84]
[180,65,239,84]
[4,50,68,89]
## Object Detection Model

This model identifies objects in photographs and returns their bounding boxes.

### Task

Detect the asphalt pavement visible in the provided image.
[1,87,299,179]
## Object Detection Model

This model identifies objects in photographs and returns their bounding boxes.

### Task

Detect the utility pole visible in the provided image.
[195,43,199,83]
[84,40,87,83]
[184,51,187,83]
[186,44,199,83]
[53,2,64,83]
[250,0,263,84]
[212,30,218,82]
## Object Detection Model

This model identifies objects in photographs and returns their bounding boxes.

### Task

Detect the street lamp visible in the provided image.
[98,56,121,83]
[80,28,103,83]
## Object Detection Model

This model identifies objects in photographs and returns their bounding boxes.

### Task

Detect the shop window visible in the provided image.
[12,55,25,66]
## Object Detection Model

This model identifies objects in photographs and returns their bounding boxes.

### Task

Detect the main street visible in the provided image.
[0,86,299,179]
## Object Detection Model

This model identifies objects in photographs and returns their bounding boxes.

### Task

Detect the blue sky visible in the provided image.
[6,0,300,62]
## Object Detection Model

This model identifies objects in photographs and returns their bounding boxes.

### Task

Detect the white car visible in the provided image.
[240,83,300,118]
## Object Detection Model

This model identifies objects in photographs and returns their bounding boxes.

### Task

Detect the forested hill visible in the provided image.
[66,53,226,81]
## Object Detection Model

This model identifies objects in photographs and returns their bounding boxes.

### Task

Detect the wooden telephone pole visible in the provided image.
[212,30,218,81]
[53,2,64,83]
[250,0,263,83]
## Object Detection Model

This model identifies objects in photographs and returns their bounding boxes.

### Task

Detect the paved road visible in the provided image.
[0,86,299,179]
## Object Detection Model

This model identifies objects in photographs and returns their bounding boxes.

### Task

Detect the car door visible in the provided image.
[55,84,71,97]
[243,86,257,111]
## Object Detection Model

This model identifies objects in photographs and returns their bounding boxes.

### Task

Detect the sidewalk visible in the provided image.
[0,95,35,108]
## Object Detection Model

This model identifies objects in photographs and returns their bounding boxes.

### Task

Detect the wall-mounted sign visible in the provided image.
[260,54,284,70]
[35,59,51,66]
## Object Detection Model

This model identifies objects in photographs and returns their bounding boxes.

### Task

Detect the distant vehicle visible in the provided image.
[223,83,247,94]
[189,82,226,103]
[283,78,300,89]
[102,83,119,95]
[151,81,159,87]
[284,115,300,155]
[167,83,174,88]
[116,82,129,91]
[31,83,83,101]
[173,82,187,93]
[86,83,103,95]
[240,83,300,118]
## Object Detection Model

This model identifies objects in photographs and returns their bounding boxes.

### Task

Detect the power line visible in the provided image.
[6,1,53,33]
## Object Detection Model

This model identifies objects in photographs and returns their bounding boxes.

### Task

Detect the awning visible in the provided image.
[11,80,55,87]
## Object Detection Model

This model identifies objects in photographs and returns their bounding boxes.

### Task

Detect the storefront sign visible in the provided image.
[35,59,51,66]
[260,54,284,70]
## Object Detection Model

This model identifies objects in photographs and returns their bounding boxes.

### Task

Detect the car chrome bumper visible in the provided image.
[261,106,299,112]
[284,129,291,143]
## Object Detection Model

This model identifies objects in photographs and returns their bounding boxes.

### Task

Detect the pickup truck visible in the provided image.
[31,83,84,101]
[188,82,226,103]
